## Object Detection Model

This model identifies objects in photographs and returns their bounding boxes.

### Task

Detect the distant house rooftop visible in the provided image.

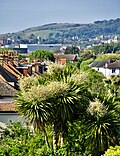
[54,54,78,65]
[107,60,120,69]
[2,62,22,79]
[54,54,77,61]
[90,59,117,68]
[0,100,16,112]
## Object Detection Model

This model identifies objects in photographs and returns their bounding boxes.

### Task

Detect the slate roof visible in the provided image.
[90,61,102,67]
[90,59,116,68]
[0,65,17,82]
[108,60,120,69]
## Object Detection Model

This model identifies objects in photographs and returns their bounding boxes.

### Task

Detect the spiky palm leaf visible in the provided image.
[86,95,120,156]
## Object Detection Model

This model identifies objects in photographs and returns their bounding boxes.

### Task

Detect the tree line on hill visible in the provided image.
[0,18,120,45]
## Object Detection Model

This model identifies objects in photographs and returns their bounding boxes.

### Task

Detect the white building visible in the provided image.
[90,59,120,78]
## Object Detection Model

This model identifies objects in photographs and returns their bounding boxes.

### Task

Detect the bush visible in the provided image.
[0,122,49,156]
[103,146,120,156]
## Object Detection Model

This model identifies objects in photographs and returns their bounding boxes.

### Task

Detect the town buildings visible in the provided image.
[0,49,48,124]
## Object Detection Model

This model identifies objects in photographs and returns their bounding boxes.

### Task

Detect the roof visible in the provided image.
[12,62,18,67]
[0,78,16,96]
[0,101,16,112]
[90,60,109,68]
[54,54,77,61]
[2,63,22,79]
[0,97,16,112]
[108,60,120,69]
[90,61,101,67]
[8,62,22,76]
[0,65,17,82]
[90,59,116,68]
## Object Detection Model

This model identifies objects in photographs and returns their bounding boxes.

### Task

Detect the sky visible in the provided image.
[0,0,120,34]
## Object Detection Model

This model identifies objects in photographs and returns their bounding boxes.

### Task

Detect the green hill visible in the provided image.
[0,18,120,44]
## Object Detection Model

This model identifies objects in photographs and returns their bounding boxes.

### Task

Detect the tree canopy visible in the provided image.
[64,46,80,54]
[29,49,55,62]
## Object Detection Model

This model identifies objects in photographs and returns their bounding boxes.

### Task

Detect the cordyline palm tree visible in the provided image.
[85,95,120,156]
[45,63,78,82]
[16,63,90,152]
[45,64,90,151]
[48,81,89,151]
[16,84,52,148]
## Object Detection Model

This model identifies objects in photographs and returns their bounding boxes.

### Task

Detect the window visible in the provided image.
[112,69,115,73]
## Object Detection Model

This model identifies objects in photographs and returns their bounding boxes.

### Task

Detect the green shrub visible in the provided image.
[103,146,120,156]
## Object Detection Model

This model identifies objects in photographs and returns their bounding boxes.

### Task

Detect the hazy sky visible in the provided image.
[1,0,120,34]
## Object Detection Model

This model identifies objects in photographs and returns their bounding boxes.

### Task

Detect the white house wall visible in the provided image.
[101,68,120,77]
[110,68,120,75]
[92,67,107,77]
[92,67,120,77]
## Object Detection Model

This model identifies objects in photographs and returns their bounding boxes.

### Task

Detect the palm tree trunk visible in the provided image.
[52,123,58,152]
[41,122,50,148]
[43,127,50,148]
[60,132,64,147]
[37,121,50,148]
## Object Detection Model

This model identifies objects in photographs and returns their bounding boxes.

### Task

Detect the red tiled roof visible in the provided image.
[54,54,77,61]
[0,102,16,112]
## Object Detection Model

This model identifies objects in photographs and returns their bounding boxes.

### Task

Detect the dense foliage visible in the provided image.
[0,63,120,156]
[89,43,120,54]
[0,122,53,156]
[79,43,120,61]
[64,46,80,54]
[29,49,55,62]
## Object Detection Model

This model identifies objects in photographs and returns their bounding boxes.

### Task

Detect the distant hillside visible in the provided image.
[0,18,120,45]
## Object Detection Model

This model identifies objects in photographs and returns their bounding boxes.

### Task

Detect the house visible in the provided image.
[90,59,120,77]
[54,54,78,65]
[0,78,25,124]
[0,49,48,124]
[0,78,19,123]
